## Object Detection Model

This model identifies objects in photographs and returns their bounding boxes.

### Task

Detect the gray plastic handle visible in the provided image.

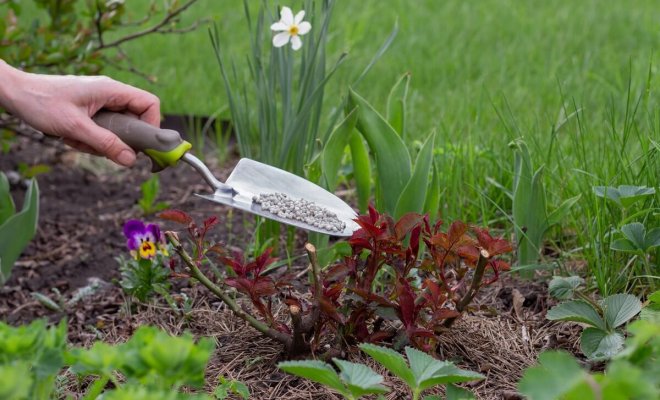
[93,111,191,172]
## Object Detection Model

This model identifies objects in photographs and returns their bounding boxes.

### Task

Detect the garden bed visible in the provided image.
[0,135,582,399]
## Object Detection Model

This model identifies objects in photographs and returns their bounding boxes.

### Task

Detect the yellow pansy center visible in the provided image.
[288,25,299,36]
[139,241,157,259]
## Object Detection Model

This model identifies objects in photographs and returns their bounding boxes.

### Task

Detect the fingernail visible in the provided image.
[117,150,135,166]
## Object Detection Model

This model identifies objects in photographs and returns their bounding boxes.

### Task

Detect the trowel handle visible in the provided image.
[93,111,192,172]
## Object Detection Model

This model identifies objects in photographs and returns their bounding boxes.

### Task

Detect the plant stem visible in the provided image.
[444,251,489,328]
[165,232,291,345]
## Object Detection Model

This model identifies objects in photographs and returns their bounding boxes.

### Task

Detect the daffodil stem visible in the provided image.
[444,253,489,328]
[165,232,291,345]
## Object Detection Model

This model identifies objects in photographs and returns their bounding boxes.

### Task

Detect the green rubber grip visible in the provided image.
[93,111,191,172]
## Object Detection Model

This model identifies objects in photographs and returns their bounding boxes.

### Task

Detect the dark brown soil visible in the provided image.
[0,133,579,399]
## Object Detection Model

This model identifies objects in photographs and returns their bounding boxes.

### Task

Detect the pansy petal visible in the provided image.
[273,32,291,47]
[123,220,146,239]
[280,6,293,25]
[145,223,161,243]
[126,237,139,251]
[291,35,302,50]
[297,21,311,35]
[294,10,305,24]
[270,21,287,31]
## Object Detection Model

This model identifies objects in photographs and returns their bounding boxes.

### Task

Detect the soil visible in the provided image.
[0,131,582,399]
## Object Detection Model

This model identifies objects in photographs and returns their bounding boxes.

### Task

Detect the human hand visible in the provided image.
[1,64,160,166]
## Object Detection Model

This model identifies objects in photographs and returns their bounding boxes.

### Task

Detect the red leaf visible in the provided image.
[474,227,513,256]
[490,259,510,272]
[158,209,192,224]
[225,277,252,295]
[396,278,417,328]
[432,308,460,321]
[456,245,480,265]
[252,277,277,297]
[349,288,393,307]
[448,220,468,244]
[203,216,219,231]
[368,205,380,223]
[394,213,424,241]
[254,248,277,275]
[319,298,344,323]
[324,264,351,283]
[410,225,421,257]
[323,283,344,301]
[366,330,394,344]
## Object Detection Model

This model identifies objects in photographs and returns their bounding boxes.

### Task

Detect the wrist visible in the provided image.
[0,60,28,114]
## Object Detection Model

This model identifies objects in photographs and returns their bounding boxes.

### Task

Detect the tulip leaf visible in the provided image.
[0,172,16,225]
[386,72,410,138]
[349,131,372,214]
[322,109,357,191]
[395,131,435,218]
[0,178,39,285]
[423,160,442,219]
[348,88,412,215]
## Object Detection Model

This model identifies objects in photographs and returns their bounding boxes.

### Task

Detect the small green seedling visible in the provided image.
[359,344,482,400]
[547,276,642,360]
[279,344,482,400]
[137,175,169,216]
[0,171,39,284]
[214,376,250,399]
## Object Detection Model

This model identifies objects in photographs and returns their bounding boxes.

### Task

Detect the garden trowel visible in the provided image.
[93,111,359,237]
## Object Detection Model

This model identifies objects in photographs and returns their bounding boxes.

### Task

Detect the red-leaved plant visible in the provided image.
[159,206,512,356]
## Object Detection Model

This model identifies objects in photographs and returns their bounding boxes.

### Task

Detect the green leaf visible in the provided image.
[394,131,435,218]
[405,347,483,391]
[349,131,372,214]
[620,222,647,251]
[359,343,415,388]
[347,88,412,215]
[602,359,659,400]
[214,376,250,399]
[546,300,607,330]
[518,351,588,400]
[610,238,638,253]
[593,185,655,208]
[602,294,642,329]
[546,194,581,227]
[580,328,624,360]
[333,359,389,397]
[278,360,345,393]
[386,72,410,138]
[423,160,441,218]
[646,227,660,249]
[445,384,476,400]
[0,362,32,400]
[0,172,16,225]
[322,109,358,191]
[0,178,39,284]
[548,276,584,300]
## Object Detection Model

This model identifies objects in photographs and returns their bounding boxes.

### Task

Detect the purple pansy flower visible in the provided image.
[123,220,167,259]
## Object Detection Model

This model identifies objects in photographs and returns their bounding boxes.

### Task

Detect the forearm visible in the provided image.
[0,59,27,115]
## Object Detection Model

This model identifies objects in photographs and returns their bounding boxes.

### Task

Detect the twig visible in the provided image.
[301,243,321,333]
[444,251,489,327]
[95,0,201,50]
[165,232,291,345]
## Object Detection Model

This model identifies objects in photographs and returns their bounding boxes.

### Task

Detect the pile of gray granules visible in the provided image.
[252,192,346,232]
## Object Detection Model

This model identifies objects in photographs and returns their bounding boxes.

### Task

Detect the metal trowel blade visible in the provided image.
[194,158,359,237]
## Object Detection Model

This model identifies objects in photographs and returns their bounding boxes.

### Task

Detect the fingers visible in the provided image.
[101,79,162,127]
[74,117,137,167]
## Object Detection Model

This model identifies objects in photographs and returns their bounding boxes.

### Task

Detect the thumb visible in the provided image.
[77,117,136,167]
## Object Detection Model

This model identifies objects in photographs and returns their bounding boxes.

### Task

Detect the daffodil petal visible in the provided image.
[273,32,291,47]
[297,21,311,35]
[280,6,294,25]
[291,35,302,50]
[270,21,287,31]
[294,10,306,24]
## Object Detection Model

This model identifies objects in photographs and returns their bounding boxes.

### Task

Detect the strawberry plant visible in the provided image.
[161,206,512,356]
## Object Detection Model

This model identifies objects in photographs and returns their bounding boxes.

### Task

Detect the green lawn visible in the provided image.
[14,0,660,294]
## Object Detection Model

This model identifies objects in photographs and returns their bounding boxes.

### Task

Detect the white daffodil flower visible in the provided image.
[270,6,311,51]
